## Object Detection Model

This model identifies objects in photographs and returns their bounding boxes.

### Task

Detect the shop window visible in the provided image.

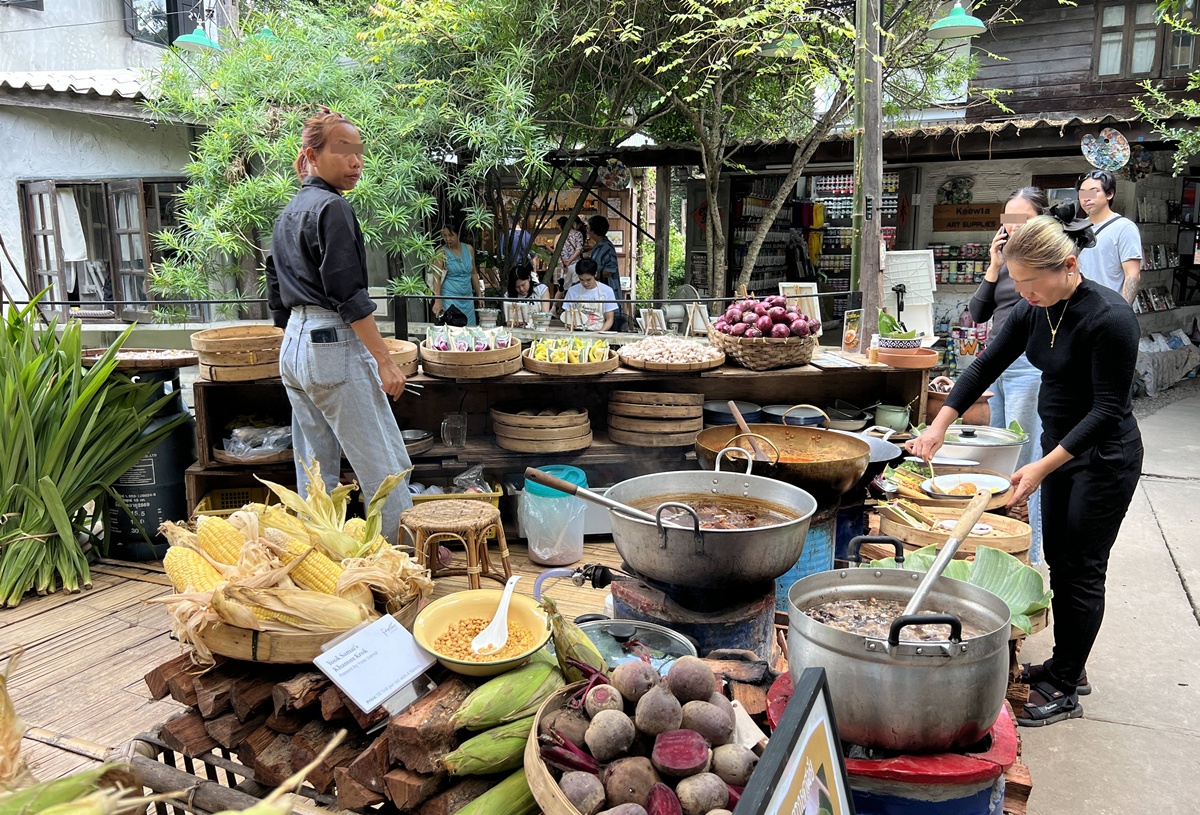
[1095,2,1163,79]
[122,0,204,47]
[1164,0,1198,74]
[19,178,187,322]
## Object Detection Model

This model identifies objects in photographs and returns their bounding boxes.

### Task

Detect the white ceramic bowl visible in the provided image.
[921,473,1011,499]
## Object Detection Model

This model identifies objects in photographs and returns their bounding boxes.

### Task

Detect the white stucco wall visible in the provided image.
[0,106,190,300]
[0,0,173,72]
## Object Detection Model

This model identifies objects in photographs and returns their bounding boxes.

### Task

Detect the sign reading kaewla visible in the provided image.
[932,203,1003,232]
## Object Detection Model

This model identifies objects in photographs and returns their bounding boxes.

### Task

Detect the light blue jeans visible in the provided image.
[988,352,1043,564]
[279,306,413,545]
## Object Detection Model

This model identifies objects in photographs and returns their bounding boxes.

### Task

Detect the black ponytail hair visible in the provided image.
[1048,201,1096,251]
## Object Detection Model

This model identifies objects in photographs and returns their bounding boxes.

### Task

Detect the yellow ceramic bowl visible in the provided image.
[412,590,551,677]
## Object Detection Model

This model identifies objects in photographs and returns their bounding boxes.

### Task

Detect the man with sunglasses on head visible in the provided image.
[1076,170,1142,306]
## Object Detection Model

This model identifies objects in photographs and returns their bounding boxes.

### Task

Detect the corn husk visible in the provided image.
[451,651,564,730]
[454,769,537,815]
[0,650,33,789]
[30,788,166,815]
[337,546,433,609]
[543,597,608,683]
[211,584,375,632]
[440,716,534,775]
[0,766,132,815]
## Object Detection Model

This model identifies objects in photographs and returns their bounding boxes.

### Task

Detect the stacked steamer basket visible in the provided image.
[489,406,592,453]
[384,339,419,376]
[607,391,705,447]
[190,326,284,381]
[420,339,522,379]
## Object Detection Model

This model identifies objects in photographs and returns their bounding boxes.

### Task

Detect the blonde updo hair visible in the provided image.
[1002,215,1079,273]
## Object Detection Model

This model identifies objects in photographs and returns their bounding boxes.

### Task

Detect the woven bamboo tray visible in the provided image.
[878,506,1031,559]
[527,683,588,815]
[707,327,816,371]
[618,352,724,372]
[211,448,293,466]
[421,356,522,379]
[490,406,589,429]
[81,348,200,370]
[192,600,419,664]
[496,430,593,453]
[522,349,620,376]
[420,340,521,366]
[385,339,419,376]
[608,426,698,448]
[608,414,704,433]
[191,325,283,357]
[607,401,703,419]
[609,391,704,406]
[198,361,281,382]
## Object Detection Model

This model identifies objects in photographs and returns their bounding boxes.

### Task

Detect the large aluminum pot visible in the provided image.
[605,463,817,589]
[787,561,1011,753]
[941,425,1028,476]
[695,424,870,505]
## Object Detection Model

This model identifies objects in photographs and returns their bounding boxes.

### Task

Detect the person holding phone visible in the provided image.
[968,187,1049,563]
[266,108,412,543]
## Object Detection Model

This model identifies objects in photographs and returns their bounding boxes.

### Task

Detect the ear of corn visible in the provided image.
[440,716,535,775]
[453,769,537,815]
[261,529,343,594]
[212,585,375,632]
[163,547,223,593]
[543,597,608,684]
[451,654,564,730]
[195,516,248,565]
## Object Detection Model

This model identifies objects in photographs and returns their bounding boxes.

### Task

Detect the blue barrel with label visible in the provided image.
[108,368,196,560]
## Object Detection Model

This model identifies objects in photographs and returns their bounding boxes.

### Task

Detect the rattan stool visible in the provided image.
[400,500,512,589]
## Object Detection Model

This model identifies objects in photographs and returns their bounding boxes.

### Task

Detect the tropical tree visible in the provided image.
[142,3,551,315]
[1134,0,1200,173]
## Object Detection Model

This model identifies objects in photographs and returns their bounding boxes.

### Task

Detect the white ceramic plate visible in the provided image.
[921,473,1010,498]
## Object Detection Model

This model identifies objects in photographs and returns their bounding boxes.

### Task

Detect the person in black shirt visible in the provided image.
[908,204,1143,727]
[266,109,412,543]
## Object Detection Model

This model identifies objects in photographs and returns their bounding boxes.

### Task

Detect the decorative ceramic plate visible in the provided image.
[1081,127,1130,171]
[1121,144,1154,182]
[600,158,631,190]
[937,177,974,205]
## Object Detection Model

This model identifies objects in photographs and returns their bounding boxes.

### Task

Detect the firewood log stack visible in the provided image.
[143,656,496,813]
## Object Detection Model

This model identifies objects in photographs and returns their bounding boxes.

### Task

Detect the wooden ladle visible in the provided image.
[727,400,769,462]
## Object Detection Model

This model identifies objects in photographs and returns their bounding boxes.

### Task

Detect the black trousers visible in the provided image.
[1039,427,1143,692]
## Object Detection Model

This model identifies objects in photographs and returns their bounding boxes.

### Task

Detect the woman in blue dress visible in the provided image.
[432,221,482,325]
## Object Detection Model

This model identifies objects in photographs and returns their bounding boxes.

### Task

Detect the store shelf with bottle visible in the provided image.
[726,174,800,296]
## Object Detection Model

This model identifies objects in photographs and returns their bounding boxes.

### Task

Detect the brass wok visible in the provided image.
[695,425,871,505]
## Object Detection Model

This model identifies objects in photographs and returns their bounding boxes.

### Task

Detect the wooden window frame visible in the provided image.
[122,0,203,48]
[1094,1,1164,80]
[1162,2,1199,76]
[19,181,69,320]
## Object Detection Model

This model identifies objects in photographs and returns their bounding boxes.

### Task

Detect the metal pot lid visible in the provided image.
[575,619,698,674]
[943,425,1027,447]
[762,405,824,426]
[402,429,434,441]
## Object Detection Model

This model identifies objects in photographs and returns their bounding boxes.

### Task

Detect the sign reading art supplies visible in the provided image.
[314,614,436,714]
[932,203,1003,232]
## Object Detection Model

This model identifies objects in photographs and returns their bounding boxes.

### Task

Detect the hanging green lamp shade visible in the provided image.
[760,33,803,58]
[927,2,987,39]
[174,26,222,52]
[248,27,281,43]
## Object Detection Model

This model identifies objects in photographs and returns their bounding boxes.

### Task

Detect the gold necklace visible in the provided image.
[1045,300,1070,348]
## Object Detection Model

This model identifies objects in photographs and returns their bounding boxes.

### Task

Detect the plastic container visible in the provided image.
[520,465,588,566]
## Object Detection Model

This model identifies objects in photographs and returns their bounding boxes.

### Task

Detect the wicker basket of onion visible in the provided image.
[709,296,821,371]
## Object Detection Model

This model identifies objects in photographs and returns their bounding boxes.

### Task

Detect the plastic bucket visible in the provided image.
[521,466,588,566]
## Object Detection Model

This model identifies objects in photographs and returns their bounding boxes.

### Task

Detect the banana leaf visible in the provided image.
[870,545,1052,635]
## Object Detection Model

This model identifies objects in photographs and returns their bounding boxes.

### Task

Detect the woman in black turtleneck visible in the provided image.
[908,204,1142,728]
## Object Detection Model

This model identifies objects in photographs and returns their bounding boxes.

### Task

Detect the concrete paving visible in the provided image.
[1018,394,1200,814]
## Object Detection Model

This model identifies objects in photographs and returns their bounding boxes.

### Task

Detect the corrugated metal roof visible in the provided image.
[0,69,151,100]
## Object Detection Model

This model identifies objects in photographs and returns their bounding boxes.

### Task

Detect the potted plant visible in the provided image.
[386,274,434,324]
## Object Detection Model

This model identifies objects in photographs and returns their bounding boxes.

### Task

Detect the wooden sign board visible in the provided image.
[932,203,1003,232]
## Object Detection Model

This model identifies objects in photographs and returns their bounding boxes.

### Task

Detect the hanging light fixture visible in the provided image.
[926,2,988,39]
[248,27,281,43]
[173,26,222,52]
[760,32,804,58]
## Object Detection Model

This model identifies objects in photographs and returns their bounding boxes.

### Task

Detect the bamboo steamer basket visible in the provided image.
[81,348,199,370]
[192,599,420,664]
[618,352,725,372]
[421,356,523,379]
[608,426,698,448]
[195,346,280,367]
[526,682,588,815]
[198,360,281,382]
[385,339,419,376]
[878,506,1031,560]
[608,414,703,433]
[522,349,620,376]
[496,431,593,453]
[191,325,284,353]
[420,340,521,366]
[192,326,284,381]
[490,406,590,429]
[607,401,703,419]
[609,391,704,406]
[495,423,595,442]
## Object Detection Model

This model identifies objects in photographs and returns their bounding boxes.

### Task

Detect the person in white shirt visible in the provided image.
[563,259,617,331]
[1076,170,1141,305]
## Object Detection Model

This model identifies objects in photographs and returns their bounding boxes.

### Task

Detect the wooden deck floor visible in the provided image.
[1,539,616,781]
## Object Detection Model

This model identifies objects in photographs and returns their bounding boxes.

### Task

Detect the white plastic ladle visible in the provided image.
[472,575,522,655]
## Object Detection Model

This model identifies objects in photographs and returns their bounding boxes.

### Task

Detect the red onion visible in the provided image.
[791,319,810,337]
[744,327,763,338]
[755,315,774,333]
[767,306,787,322]
[770,323,792,339]
[740,299,758,312]
[714,320,730,333]
[729,321,748,336]
[725,308,742,323]
[753,302,770,317]
[809,317,822,332]
[740,311,758,325]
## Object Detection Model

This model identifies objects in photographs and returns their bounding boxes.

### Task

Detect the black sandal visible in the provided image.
[1019,662,1091,696]
[1016,681,1083,727]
